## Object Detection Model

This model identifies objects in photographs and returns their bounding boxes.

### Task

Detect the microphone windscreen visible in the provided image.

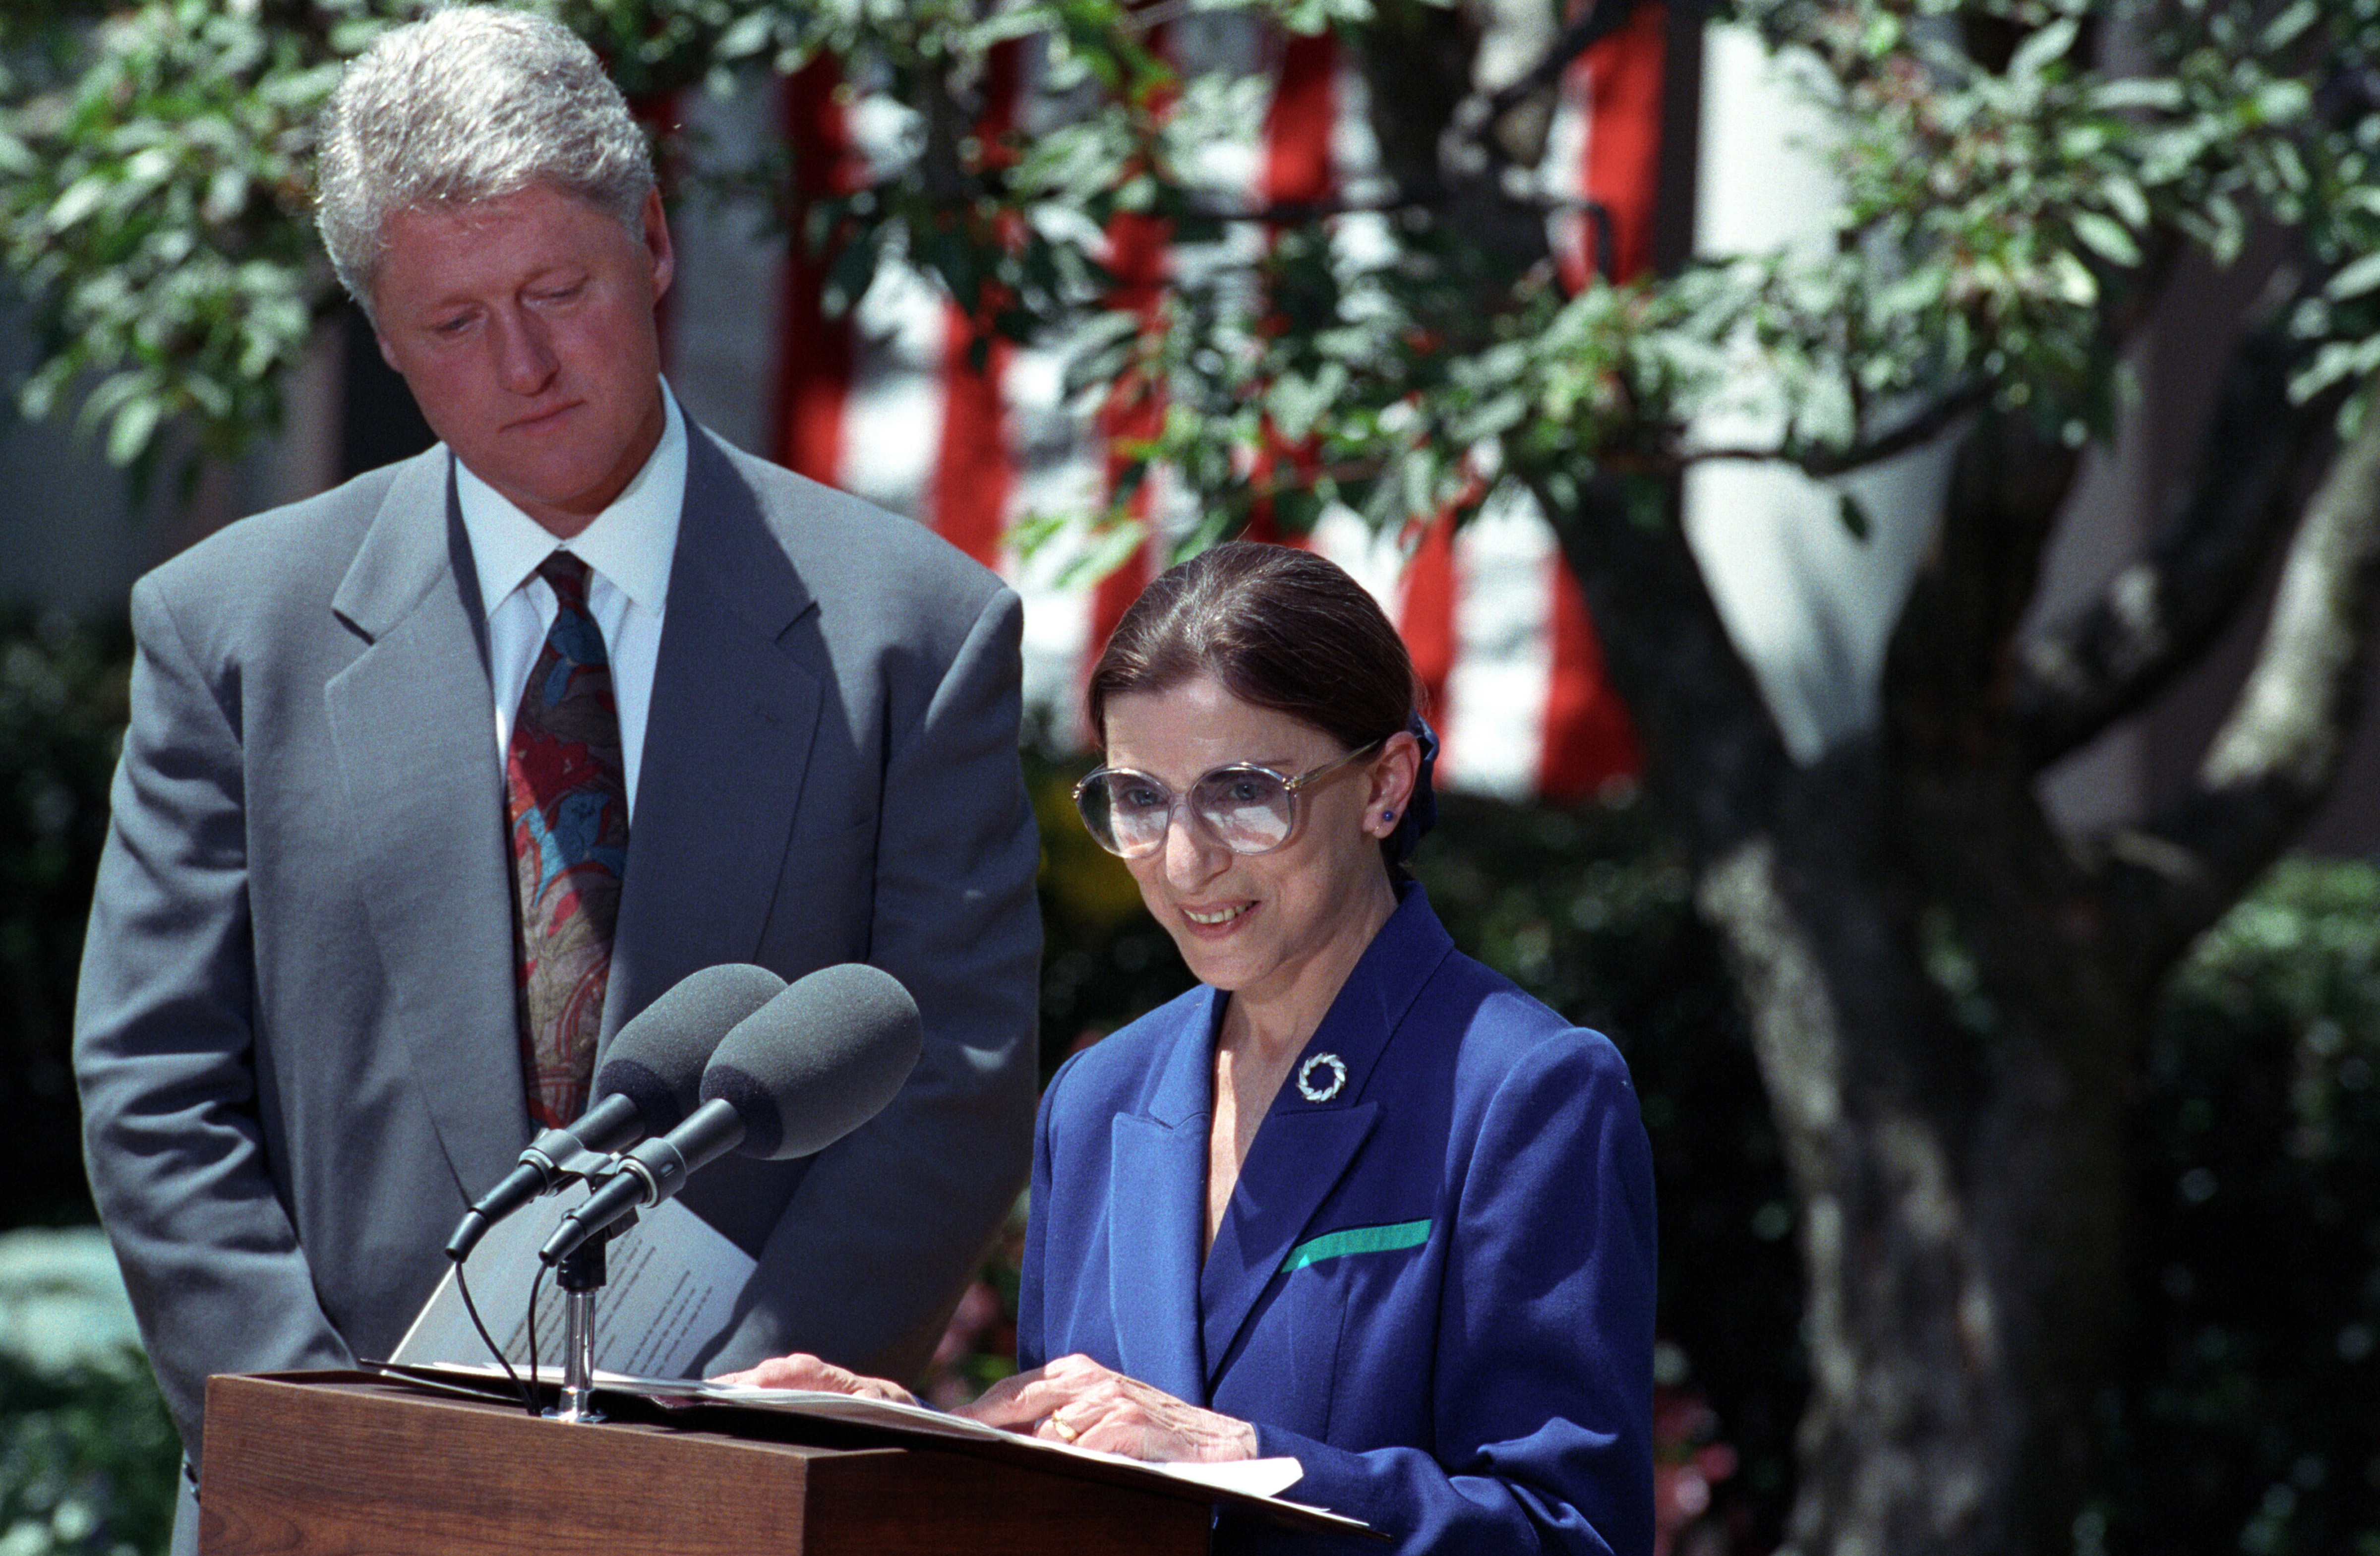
[698,963,923,1160]
[595,964,787,1135]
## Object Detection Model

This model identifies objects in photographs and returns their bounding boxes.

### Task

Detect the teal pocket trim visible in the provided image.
[1279,1218,1433,1273]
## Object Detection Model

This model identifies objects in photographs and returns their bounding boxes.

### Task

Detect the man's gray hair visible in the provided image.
[316,6,655,312]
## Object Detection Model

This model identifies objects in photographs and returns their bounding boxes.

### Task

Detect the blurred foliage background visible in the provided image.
[0,620,2376,1554]
[0,611,127,1231]
[0,1225,174,1556]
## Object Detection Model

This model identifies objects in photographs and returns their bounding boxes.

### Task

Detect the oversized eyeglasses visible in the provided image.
[1073,739,1386,858]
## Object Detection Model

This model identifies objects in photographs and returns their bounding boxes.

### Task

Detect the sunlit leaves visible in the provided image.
[1043,0,2380,558]
[8,0,2380,528]
[0,0,373,488]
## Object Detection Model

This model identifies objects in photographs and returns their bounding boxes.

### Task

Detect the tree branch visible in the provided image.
[2015,326,2336,771]
[1471,0,1644,140]
[1883,411,2085,767]
[1351,2,1555,275]
[1683,385,1989,479]
[2108,376,2380,973]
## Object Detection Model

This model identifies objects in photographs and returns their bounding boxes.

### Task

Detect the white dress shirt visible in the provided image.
[457,383,687,818]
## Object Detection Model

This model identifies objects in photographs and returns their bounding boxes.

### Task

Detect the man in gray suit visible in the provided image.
[71,11,1039,1545]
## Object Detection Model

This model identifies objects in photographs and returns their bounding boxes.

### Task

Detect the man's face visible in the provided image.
[372,182,675,539]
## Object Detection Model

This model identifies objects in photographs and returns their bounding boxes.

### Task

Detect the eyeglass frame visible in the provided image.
[1072,737,1390,859]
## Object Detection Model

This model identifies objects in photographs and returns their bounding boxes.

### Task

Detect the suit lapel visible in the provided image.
[1197,1096,1379,1383]
[605,429,822,1032]
[1105,990,1218,1403]
[1197,889,1453,1381]
[325,451,526,1193]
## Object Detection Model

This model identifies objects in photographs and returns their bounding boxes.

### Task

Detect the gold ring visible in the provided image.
[1051,1415,1079,1442]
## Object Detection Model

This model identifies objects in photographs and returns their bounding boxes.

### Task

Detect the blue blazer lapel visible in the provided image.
[1198,1096,1379,1383]
[1102,990,1216,1402]
[1197,889,1453,1380]
[605,429,823,1032]
[325,451,526,1192]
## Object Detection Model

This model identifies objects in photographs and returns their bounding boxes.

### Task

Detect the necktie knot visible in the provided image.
[537,551,592,612]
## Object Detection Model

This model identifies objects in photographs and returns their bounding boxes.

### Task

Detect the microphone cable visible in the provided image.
[525,1261,549,1406]
[452,1257,539,1418]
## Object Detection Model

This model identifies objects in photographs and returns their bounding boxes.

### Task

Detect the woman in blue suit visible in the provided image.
[729,541,1654,1555]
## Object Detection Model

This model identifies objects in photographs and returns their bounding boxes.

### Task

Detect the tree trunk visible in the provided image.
[1540,470,2141,1556]
[1698,746,2138,1556]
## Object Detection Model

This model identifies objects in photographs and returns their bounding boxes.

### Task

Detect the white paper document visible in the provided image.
[612,1377,1308,1500]
[392,1192,755,1376]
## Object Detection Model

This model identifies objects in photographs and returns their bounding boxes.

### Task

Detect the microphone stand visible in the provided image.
[546,1223,618,1425]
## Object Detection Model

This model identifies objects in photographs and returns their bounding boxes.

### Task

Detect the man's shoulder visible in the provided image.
[144,450,439,603]
[692,429,1009,609]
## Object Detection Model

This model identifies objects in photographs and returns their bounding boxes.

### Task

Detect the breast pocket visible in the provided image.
[1234,1218,1437,1442]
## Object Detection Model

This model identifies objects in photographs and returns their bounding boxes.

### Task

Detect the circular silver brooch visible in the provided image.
[1296,1052,1349,1103]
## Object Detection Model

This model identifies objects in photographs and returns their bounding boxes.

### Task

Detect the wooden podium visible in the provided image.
[198,1372,1230,1556]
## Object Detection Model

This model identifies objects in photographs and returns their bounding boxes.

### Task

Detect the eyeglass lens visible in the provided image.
[1081,767,1295,857]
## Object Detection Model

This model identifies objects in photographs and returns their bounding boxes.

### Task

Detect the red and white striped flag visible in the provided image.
[759,11,1666,799]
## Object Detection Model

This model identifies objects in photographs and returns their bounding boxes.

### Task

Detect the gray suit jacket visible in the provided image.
[73,423,1042,1461]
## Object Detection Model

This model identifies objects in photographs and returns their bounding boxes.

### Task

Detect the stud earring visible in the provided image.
[1382,809,1397,821]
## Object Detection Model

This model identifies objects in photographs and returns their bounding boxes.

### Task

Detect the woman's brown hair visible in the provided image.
[1086,541,1434,869]
[1087,541,1421,754]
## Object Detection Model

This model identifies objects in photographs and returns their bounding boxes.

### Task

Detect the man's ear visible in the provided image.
[641,186,675,304]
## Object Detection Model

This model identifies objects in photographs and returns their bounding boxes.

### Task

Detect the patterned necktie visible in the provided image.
[505,553,629,1128]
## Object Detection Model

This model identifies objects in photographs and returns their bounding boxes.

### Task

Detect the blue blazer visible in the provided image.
[1020,886,1655,1556]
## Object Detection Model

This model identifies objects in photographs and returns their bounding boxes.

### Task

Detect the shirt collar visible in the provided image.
[455,380,687,615]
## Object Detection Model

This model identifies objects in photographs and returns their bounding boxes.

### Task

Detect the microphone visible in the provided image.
[538,963,922,1265]
[444,963,788,1261]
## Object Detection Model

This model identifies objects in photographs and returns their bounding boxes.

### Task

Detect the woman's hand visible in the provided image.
[710,1352,918,1407]
[957,1353,1257,1463]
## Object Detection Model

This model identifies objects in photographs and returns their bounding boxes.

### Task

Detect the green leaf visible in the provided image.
[2291,337,2380,404]
[1061,518,1153,591]
[2048,250,2098,306]
[1453,389,1529,444]
[2250,78,2314,129]
[1006,509,1068,561]
[2326,251,2380,303]
[105,393,162,469]
[2101,178,2149,233]
[2009,18,2080,82]
[2098,78,2184,113]
[2259,0,2320,51]
[2072,211,2142,269]
[716,11,776,60]
[46,175,109,233]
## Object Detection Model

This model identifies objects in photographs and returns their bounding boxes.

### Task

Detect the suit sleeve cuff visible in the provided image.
[1251,1421,1394,1529]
